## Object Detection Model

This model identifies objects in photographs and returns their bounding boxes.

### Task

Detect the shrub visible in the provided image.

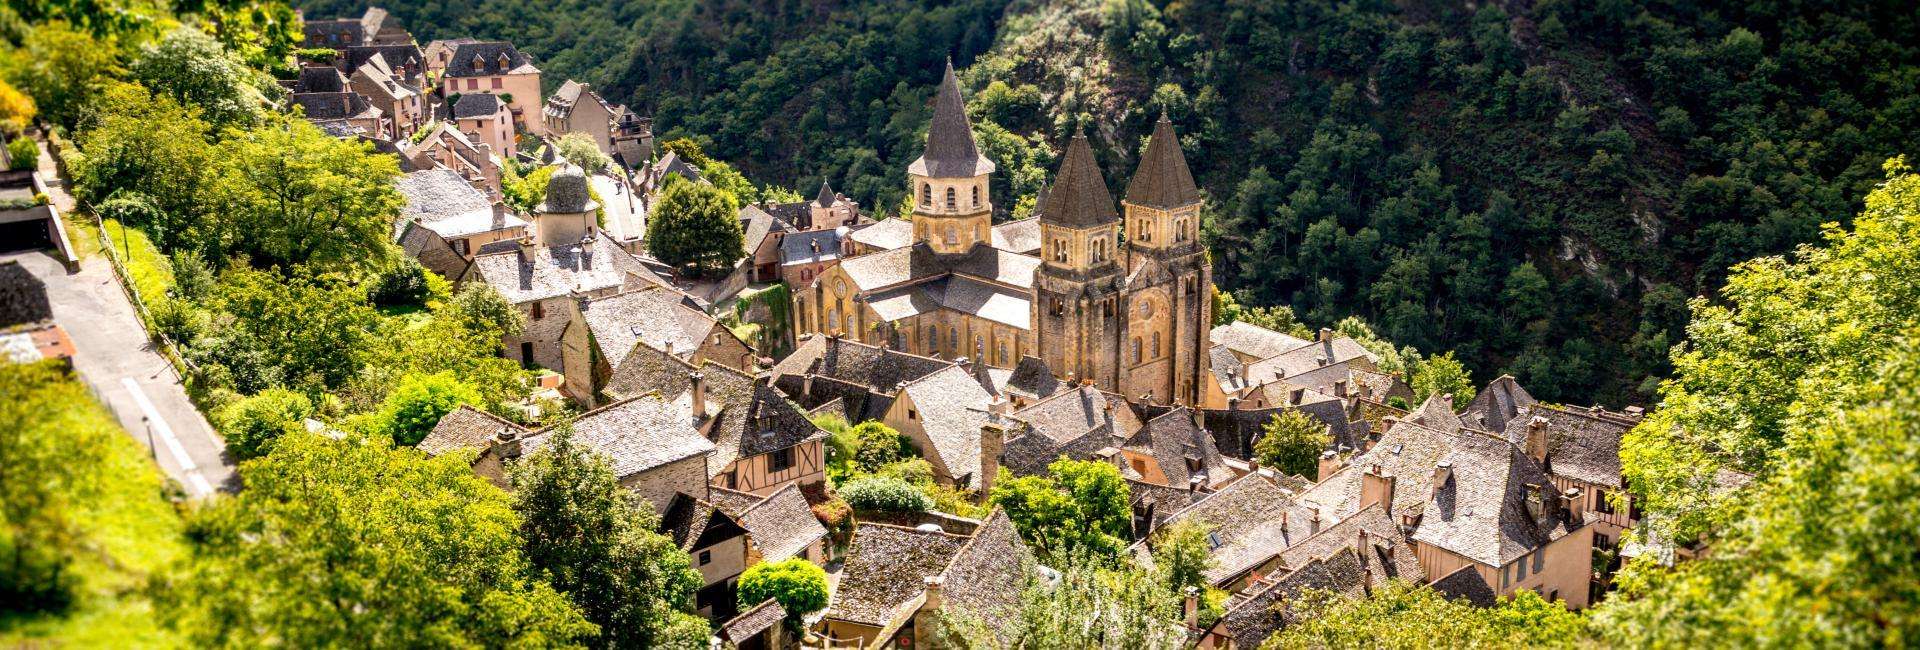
[838,476,933,513]
[368,258,431,307]
[378,372,482,446]
[220,388,314,460]
[876,457,934,485]
[851,420,912,473]
[7,137,35,171]
[737,558,829,620]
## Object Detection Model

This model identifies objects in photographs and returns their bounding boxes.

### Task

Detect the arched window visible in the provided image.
[925,325,937,351]
[828,308,840,331]
[998,341,1008,365]
[921,183,932,206]
[971,185,980,207]
[948,327,959,351]
[1152,332,1163,359]
[943,225,958,246]
[974,335,984,358]
[1132,337,1143,364]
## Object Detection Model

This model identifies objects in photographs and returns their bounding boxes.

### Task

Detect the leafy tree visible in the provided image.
[218,388,313,460]
[936,553,1186,649]
[378,372,482,446]
[368,257,432,307]
[657,137,710,167]
[511,427,709,649]
[218,117,403,271]
[6,137,35,171]
[2,22,119,129]
[1148,519,1215,597]
[1253,410,1331,478]
[163,430,594,646]
[850,420,911,474]
[70,84,220,252]
[989,458,1131,559]
[736,558,829,621]
[0,79,36,136]
[196,265,379,393]
[504,163,557,213]
[554,132,612,175]
[1410,351,1476,404]
[646,177,743,276]
[1599,161,1920,646]
[837,476,932,513]
[1268,582,1587,649]
[129,25,260,129]
[0,362,110,609]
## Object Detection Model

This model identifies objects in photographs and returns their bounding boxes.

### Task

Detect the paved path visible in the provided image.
[591,172,645,244]
[8,251,234,496]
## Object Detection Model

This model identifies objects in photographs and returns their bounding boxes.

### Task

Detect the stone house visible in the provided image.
[542,80,626,150]
[767,334,957,424]
[422,37,480,79]
[880,363,1003,489]
[440,41,543,134]
[404,123,503,198]
[559,285,753,404]
[451,93,515,159]
[347,54,424,140]
[818,510,1030,647]
[666,483,829,620]
[395,169,527,280]
[450,394,716,515]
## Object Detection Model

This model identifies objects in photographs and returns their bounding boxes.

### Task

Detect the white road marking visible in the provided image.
[121,376,209,495]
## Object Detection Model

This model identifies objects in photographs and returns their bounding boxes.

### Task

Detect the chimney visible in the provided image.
[1315,355,1329,367]
[1525,415,1549,464]
[1227,397,1240,411]
[1183,586,1200,628]
[1624,406,1645,419]
[1432,460,1453,497]
[1281,511,1290,535]
[663,340,675,356]
[1248,457,1261,475]
[1094,446,1123,471]
[492,427,522,460]
[923,575,944,611]
[1525,482,1547,524]
[1317,450,1343,482]
[1560,486,1585,522]
[1359,465,1396,514]
[1318,327,1332,343]
[1309,508,1322,535]
[1289,387,1306,405]
[516,234,535,262]
[1334,379,1348,398]
[802,372,816,397]
[491,201,507,229]
[978,421,1005,499]
[690,372,707,421]
[1357,528,1371,555]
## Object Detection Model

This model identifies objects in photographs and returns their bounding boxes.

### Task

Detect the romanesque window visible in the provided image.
[998,341,1008,365]
[948,327,959,351]
[974,335,984,359]
[921,183,932,206]
[1175,218,1189,242]
[828,308,840,331]
[1102,299,1114,318]
[1050,298,1065,317]
[1132,337,1143,363]
[1152,332,1162,359]
[945,186,956,211]
[531,302,544,320]
[971,185,980,207]
[943,225,958,246]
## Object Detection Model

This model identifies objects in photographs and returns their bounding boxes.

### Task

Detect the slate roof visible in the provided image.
[908,61,994,179]
[1124,408,1231,490]
[780,228,843,266]
[340,44,424,77]
[933,510,1031,642]
[1409,432,1572,567]
[302,19,363,47]
[1513,404,1633,489]
[1274,503,1422,586]
[1243,336,1374,382]
[734,483,828,562]
[989,217,1042,255]
[1144,470,1319,585]
[1210,322,1311,361]
[518,395,715,480]
[581,286,719,365]
[443,41,537,77]
[849,218,913,251]
[720,599,788,643]
[662,492,747,551]
[452,92,503,119]
[1463,375,1538,435]
[395,169,520,239]
[1212,547,1369,648]
[738,204,780,255]
[291,92,379,120]
[1001,355,1061,401]
[826,523,970,627]
[1408,393,1465,434]
[769,334,952,394]
[1298,419,1461,521]
[1003,385,1136,476]
[539,166,597,214]
[866,275,1032,329]
[1431,566,1498,607]
[418,405,526,456]
[1038,130,1117,229]
[901,364,998,484]
[468,230,661,304]
[1124,114,1200,209]
[296,66,349,93]
[603,343,827,477]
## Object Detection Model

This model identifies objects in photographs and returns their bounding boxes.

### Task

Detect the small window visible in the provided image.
[1152,332,1162,359]
[908,409,918,421]
[948,328,958,350]
[490,77,502,90]
[520,342,534,369]
[997,341,1008,365]
[971,185,980,207]
[1595,489,1614,514]
[943,225,958,246]
[1517,554,1529,580]
[453,238,471,256]
[1595,533,1612,550]
[466,78,478,90]
[699,550,712,566]
[1533,548,1546,574]
[1206,531,1223,550]
[1501,564,1510,589]
[1132,337,1143,363]
[945,186,956,210]
[530,302,544,320]
[770,447,795,472]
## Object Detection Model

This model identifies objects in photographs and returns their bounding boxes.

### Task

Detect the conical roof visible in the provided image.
[1124,114,1199,209]
[908,60,995,178]
[815,179,836,206]
[1039,129,1117,229]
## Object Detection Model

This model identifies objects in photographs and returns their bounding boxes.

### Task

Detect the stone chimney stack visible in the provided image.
[1359,464,1396,514]
[1432,459,1453,497]
[689,372,707,421]
[492,427,522,460]
[1309,508,1322,535]
[491,201,507,230]
[1526,415,1550,464]
[1560,486,1585,522]
[1334,379,1348,398]
[1318,327,1332,343]
[1525,482,1547,525]
[1183,586,1200,628]
[802,372,816,398]
[1317,450,1343,482]
[923,575,945,611]
[977,421,1005,500]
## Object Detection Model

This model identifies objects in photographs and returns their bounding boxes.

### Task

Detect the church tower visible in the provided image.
[1120,115,1211,405]
[908,61,996,256]
[1034,130,1125,386]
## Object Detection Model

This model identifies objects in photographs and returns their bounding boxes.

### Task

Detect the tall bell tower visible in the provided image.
[908,61,995,256]
[1033,130,1125,387]
[1121,114,1211,405]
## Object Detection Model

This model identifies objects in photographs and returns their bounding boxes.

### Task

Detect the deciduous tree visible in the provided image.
[989,458,1131,559]
[736,558,829,621]
[1254,410,1331,478]
[646,177,743,276]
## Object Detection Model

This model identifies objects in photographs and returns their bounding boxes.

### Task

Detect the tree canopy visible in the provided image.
[1253,410,1332,478]
[1266,581,1588,649]
[736,558,830,622]
[645,177,743,277]
[989,458,1132,559]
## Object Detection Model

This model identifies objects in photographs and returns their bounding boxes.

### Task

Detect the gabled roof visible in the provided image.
[768,333,952,393]
[826,523,970,627]
[733,483,829,562]
[444,41,537,77]
[1124,408,1231,490]
[452,92,503,119]
[1511,404,1633,489]
[1124,114,1200,209]
[900,364,998,483]
[1210,321,1312,361]
[1462,375,1537,435]
[1144,469,1318,585]
[661,492,747,551]
[468,230,662,304]
[418,405,525,456]
[933,510,1031,642]
[907,61,994,179]
[395,169,518,239]
[1431,565,1498,607]
[1213,547,1370,648]
[1274,503,1422,585]
[989,217,1042,255]
[1410,432,1572,566]
[582,286,719,365]
[602,344,827,477]
[866,275,1031,330]
[520,395,716,480]
[1299,419,1461,521]
[339,44,424,77]
[1243,336,1374,383]
[1408,393,1465,434]
[1003,385,1137,476]
[296,66,349,93]
[291,91,380,120]
[1038,130,1116,229]
[848,218,913,251]
[720,599,787,644]
[779,228,843,266]
[1001,355,1061,401]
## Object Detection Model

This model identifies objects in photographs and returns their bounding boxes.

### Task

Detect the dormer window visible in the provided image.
[498,53,511,69]
[470,56,484,72]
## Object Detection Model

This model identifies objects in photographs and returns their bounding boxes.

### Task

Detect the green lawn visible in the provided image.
[0,363,188,648]
[100,218,174,306]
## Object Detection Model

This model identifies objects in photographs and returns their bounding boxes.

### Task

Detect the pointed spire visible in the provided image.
[1125,113,1200,209]
[816,178,836,206]
[909,58,995,178]
[1040,128,1117,229]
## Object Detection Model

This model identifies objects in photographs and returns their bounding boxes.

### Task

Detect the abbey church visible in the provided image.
[794,62,1213,406]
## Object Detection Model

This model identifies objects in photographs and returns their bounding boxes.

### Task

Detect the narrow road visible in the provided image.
[9,139,234,496]
[591,172,645,244]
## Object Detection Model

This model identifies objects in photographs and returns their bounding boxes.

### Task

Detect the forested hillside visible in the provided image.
[294,0,1920,405]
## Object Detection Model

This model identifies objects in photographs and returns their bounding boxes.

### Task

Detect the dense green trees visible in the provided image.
[989,458,1132,559]
[376,372,482,446]
[646,176,743,276]
[216,387,314,460]
[1253,410,1332,478]
[554,132,611,175]
[1266,582,1588,649]
[128,26,261,129]
[1597,161,1920,645]
[736,558,830,622]
[511,428,708,649]
[164,431,595,646]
